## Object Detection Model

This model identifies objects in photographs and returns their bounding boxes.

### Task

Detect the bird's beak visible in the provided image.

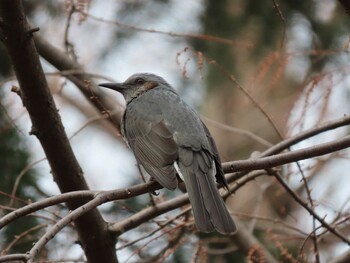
[98,83,126,93]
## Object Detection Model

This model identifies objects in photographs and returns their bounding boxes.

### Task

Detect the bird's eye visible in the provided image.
[135,78,145,85]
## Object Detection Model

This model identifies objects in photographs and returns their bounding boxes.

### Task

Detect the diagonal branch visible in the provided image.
[26,181,161,262]
[2,128,350,235]
[0,1,117,262]
[223,135,350,173]
[270,170,350,245]
[0,190,96,229]
[33,33,124,131]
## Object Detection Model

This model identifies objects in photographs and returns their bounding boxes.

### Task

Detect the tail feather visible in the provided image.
[197,166,236,234]
[178,153,236,234]
[179,162,214,232]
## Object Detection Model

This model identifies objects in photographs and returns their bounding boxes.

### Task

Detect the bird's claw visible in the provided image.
[151,190,159,196]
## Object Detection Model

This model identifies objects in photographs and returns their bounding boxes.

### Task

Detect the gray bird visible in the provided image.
[99,73,236,234]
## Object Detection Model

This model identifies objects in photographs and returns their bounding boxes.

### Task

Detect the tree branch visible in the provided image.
[0,1,117,262]
[0,254,29,263]
[270,170,350,245]
[109,170,265,234]
[0,190,96,229]
[1,114,349,260]
[33,32,124,131]
[223,135,350,173]
[26,181,162,262]
[259,115,350,158]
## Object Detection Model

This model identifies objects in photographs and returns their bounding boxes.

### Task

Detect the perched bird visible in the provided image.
[99,73,236,234]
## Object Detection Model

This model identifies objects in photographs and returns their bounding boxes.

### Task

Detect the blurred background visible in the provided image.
[1,0,350,262]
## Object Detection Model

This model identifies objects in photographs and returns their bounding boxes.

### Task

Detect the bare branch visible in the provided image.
[1,223,47,255]
[272,0,286,48]
[271,170,350,245]
[2,112,349,261]
[223,135,350,173]
[0,190,96,229]
[9,157,46,206]
[297,160,320,263]
[26,181,162,262]
[110,170,265,234]
[63,0,78,61]
[117,207,192,251]
[33,33,124,131]
[0,254,29,263]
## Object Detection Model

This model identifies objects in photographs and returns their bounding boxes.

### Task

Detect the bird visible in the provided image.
[99,73,236,234]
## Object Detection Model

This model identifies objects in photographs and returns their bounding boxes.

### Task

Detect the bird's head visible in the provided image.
[99,73,173,103]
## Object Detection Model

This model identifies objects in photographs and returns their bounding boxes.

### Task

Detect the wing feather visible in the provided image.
[201,121,228,188]
[125,117,178,190]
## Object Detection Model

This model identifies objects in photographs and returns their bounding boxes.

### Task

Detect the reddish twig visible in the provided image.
[272,0,286,48]
[80,11,253,49]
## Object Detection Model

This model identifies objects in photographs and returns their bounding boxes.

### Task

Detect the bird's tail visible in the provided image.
[178,149,237,234]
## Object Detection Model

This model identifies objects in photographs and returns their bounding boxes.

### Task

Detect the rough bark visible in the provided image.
[0,1,117,262]
[33,33,124,130]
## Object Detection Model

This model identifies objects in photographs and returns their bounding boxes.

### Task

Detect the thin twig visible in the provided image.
[117,207,191,251]
[202,116,273,148]
[270,170,350,245]
[296,160,321,263]
[272,0,286,49]
[297,223,323,262]
[26,181,162,262]
[10,112,119,200]
[111,170,266,234]
[79,11,253,48]
[0,190,97,229]
[0,101,25,136]
[125,224,186,263]
[180,47,284,140]
[9,157,46,206]
[45,69,116,82]
[63,0,77,61]
[140,226,188,263]
[235,211,307,237]
[1,223,48,254]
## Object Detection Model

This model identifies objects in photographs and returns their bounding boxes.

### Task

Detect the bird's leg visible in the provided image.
[147,177,160,196]
[136,163,158,204]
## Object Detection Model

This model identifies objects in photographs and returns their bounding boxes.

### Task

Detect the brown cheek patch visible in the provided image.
[144,81,158,90]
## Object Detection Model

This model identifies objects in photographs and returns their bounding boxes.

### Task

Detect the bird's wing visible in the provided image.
[124,117,179,190]
[201,121,228,189]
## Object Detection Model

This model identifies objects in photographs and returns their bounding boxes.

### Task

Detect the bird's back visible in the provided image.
[124,86,211,151]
